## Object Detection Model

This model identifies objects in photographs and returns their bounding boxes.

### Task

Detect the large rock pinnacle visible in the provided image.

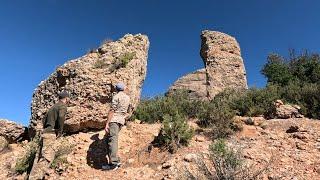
[200,30,248,99]
[30,34,149,134]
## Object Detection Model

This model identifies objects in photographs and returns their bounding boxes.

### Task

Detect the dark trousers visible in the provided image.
[106,122,122,165]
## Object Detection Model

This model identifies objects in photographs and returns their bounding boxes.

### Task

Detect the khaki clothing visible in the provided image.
[106,122,122,165]
[110,91,130,125]
[43,101,67,136]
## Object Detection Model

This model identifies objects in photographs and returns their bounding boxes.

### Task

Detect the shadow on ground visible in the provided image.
[86,134,109,169]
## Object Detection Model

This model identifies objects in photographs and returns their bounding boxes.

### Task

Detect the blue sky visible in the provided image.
[1,0,320,125]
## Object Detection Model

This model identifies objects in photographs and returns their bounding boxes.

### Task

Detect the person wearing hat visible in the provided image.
[29,91,70,180]
[102,83,131,171]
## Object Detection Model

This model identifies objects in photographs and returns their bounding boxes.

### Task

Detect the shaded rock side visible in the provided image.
[200,30,248,99]
[168,69,207,100]
[0,119,27,143]
[30,34,149,134]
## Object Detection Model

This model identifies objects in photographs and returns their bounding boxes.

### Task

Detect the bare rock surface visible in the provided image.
[0,119,27,143]
[30,34,149,134]
[0,136,8,152]
[200,30,248,99]
[168,68,207,100]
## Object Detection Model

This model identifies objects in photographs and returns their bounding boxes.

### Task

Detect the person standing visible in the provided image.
[103,83,130,170]
[29,91,70,180]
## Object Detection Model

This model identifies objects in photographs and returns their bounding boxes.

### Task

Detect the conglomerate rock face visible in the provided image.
[30,34,149,134]
[200,30,248,99]
[169,30,247,100]
[0,119,27,143]
[168,69,207,100]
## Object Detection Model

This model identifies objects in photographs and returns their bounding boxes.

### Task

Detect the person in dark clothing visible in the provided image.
[29,91,70,180]
[42,92,68,137]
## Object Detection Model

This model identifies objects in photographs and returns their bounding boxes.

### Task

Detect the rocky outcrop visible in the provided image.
[200,30,248,99]
[274,100,303,119]
[169,30,247,100]
[168,69,207,100]
[0,136,8,152]
[0,119,27,143]
[30,34,149,134]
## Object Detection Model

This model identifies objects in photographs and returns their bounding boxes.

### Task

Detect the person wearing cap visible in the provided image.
[102,83,131,171]
[29,91,70,180]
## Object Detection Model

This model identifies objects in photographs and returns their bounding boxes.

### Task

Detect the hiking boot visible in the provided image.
[102,163,121,171]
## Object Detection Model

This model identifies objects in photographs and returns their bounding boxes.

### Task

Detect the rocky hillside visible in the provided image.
[1,118,319,179]
[30,34,149,134]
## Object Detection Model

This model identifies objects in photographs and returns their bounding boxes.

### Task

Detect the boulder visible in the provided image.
[0,119,27,143]
[274,100,303,119]
[200,30,248,99]
[168,68,207,100]
[0,136,8,152]
[30,34,149,134]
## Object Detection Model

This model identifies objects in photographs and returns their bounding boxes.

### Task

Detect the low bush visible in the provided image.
[152,113,194,153]
[15,135,40,174]
[180,139,272,180]
[132,90,202,123]
[281,82,320,118]
[231,85,280,118]
[196,90,238,139]
[117,52,135,68]
[50,138,75,172]
[93,59,109,69]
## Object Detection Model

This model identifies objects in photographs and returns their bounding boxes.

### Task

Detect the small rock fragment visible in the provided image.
[195,136,205,142]
[286,126,299,133]
[184,153,198,162]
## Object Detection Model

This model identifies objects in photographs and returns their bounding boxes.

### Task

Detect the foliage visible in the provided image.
[15,135,41,174]
[132,90,203,123]
[210,139,243,179]
[50,138,75,172]
[93,52,135,70]
[260,51,320,119]
[152,113,194,153]
[179,139,272,180]
[262,51,320,85]
[93,59,109,69]
[197,90,238,139]
[280,82,320,118]
[231,85,280,118]
[117,52,135,68]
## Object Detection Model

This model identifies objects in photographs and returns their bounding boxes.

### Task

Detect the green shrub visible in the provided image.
[232,85,280,118]
[210,139,243,179]
[262,51,320,85]
[117,52,135,68]
[50,138,75,172]
[197,90,238,139]
[93,59,109,69]
[281,82,320,118]
[152,113,194,153]
[179,139,271,180]
[15,135,41,174]
[132,90,202,123]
